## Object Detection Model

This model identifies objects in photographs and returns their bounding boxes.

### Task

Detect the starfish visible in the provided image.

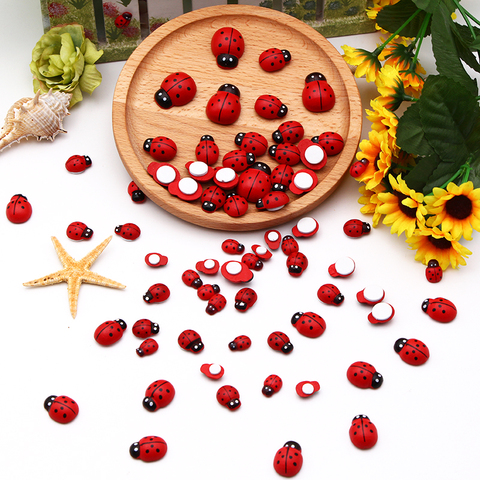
[23,236,126,318]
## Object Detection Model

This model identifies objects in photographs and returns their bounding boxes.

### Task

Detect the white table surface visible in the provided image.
[1,1,480,479]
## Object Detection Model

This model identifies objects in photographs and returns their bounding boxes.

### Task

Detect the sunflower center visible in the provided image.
[395,192,417,218]
[445,195,472,220]
[427,236,452,250]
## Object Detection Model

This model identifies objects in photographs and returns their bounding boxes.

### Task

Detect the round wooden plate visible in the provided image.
[113,5,362,231]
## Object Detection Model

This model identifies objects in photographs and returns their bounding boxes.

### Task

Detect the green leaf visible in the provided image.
[404,154,440,192]
[397,102,435,156]
[376,0,431,38]
[412,0,456,14]
[423,156,461,194]
[451,23,480,74]
[472,37,480,50]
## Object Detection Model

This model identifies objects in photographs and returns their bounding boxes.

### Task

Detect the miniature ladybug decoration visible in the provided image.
[256,191,290,211]
[394,338,430,366]
[44,395,79,424]
[136,338,159,357]
[281,235,299,256]
[200,363,225,380]
[197,283,221,301]
[228,335,252,351]
[255,94,288,119]
[65,154,92,173]
[195,135,219,166]
[223,194,249,217]
[268,331,294,354]
[273,441,303,477]
[128,181,146,203]
[143,283,170,303]
[271,164,294,190]
[216,385,241,411]
[206,293,227,315]
[262,374,283,397]
[115,11,132,28]
[422,297,457,323]
[259,48,291,72]
[143,136,177,162]
[426,259,443,283]
[132,319,159,338]
[94,319,127,346]
[242,253,263,271]
[178,329,204,353]
[291,311,326,338]
[349,158,369,178]
[302,72,335,112]
[154,72,196,109]
[272,121,304,144]
[237,162,272,203]
[115,223,141,240]
[235,287,258,311]
[143,380,175,412]
[222,149,256,173]
[201,185,227,213]
[296,381,320,398]
[182,269,203,289]
[6,194,32,224]
[317,284,344,306]
[343,219,371,238]
[347,362,383,389]
[211,27,245,69]
[312,131,344,156]
[286,251,308,277]
[206,84,241,125]
[349,415,378,450]
[235,132,268,156]
[130,436,167,462]
[66,221,93,241]
[222,239,245,254]
[268,143,301,166]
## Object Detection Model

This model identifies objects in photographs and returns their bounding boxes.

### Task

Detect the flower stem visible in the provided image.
[452,0,477,39]
[412,13,432,66]
[434,160,473,191]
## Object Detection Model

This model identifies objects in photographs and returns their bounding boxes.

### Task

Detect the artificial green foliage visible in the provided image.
[376,0,431,38]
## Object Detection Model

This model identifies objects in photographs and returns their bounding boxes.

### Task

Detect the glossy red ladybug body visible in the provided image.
[94,319,127,346]
[223,194,248,217]
[268,331,293,354]
[201,185,226,213]
[273,441,303,477]
[343,219,371,238]
[347,362,383,389]
[178,329,204,353]
[137,338,159,357]
[255,94,288,119]
[115,12,132,28]
[281,235,299,256]
[313,131,344,155]
[182,269,203,288]
[197,284,221,301]
[65,154,92,173]
[195,135,219,165]
[259,48,291,72]
[237,162,272,203]
[286,251,308,277]
[394,338,430,365]
[228,335,251,351]
[206,84,241,125]
[422,297,457,323]
[222,149,256,173]
[211,27,245,69]
[268,143,301,166]
[242,253,263,271]
[44,395,79,424]
[6,194,32,224]
[291,311,326,338]
[128,180,146,203]
[349,415,378,450]
[130,436,167,462]
[302,72,335,112]
[206,293,227,315]
[143,283,170,303]
[154,72,196,109]
[132,319,159,338]
[349,158,369,178]
[235,287,258,311]
[256,191,289,211]
[317,284,344,306]
[66,221,93,241]
[272,121,304,144]
[143,380,175,411]
[216,385,241,410]
[115,223,141,240]
[143,136,177,162]
[425,259,443,283]
[222,238,245,254]
[235,132,268,156]
[262,374,283,397]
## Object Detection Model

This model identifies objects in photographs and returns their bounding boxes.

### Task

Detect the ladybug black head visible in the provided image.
[143,396,157,412]
[218,83,240,97]
[291,312,303,326]
[421,299,430,313]
[44,395,57,412]
[202,201,217,212]
[115,319,127,330]
[251,161,271,175]
[82,227,93,239]
[122,12,133,21]
[143,291,154,303]
[200,134,214,142]
[281,342,294,354]
[228,398,241,410]
[154,88,173,109]
[333,293,345,305]
[311,135,320,144]
[131,190,146,203]
[371,372,383,389]
[428,259,439,268]
[282,49,292,62]
[235,300,247,311]
[143,138,153,152]
[189,339,204,353]
[272,130,283,143]
[129,442,140,459]
[284,441,301,451]
[234,132,245,146]
[272,183,287,192]
[305,72,327,83]
[394,338,408,353]
[228,340,238,350]
[151,322,160,334]
[268,144,278,158]
[262,385,274,397]
[216,54,239,69]
[278,104,288,118]
[353,414,369,422]
[288,265,303,276]
[83,155,92,166]
[212,285,220,294]
[362,222,371,234]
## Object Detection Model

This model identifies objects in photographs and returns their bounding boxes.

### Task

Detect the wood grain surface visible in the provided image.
[113,4,362,231]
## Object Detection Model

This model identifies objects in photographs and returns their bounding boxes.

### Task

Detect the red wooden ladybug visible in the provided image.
[265,230,281,250]
[196,259,219,275]
[268,331,293,354]
[115,223,141,240]
[197,284,221,301]
[132,319,159,338]
[206,293,227,315]
[297,139,328,170]
[286,251,308,277]
[128,181,146,203]
[235,132,268,156]
[145,253,168,268]
[6,194,32,224]
[228,335,251,351]
[178,329,204,353]
[347,361,383,389]
[222,238,245,254]
[143,136,177,162]
[349,158,369,178]
[66,221,93,241]
[422,297,457,323]
[349,415,378,450]
[130,436,167,462]
[312,131,344,156]
[136,338,159,357]
[211,27,244,69]
[154,72,196,109]
[222,149,256,173]
[394,338,430,365]
[271,164,294,191]
[425,259,443,283]
[256,191,290,211]
[143,283,170,303]
[262,374,283,397]
[182,269,203,289]
[223,194,249,217]
[255,94,288,119]
[143,380,175,411]
[234,287,258,311]
[302,72,335,112]
[195,135,219,165]
[273,441,303,477]
[94,319,127,346]
[317,284,344,306]
[44,395,79,424]
[242,253,263,271]
[343,219,371,238]
[206,84,241,125]
[296,381,320,398]
[201,185,226,213]
[237,162,272,203]
[259,48,291,72]
[65,154,92,173]
[268,143,301,166]
[272,121,304,144]
[216,385,241,410]
[281,235,299,256]
[291,311,326,338]
[200,363,225,380]
[115,12,132,28]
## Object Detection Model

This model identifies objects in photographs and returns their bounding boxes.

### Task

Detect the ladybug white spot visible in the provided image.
[267,231,279,242]
[178,177,199,195]
[371,302,393,321]
[209,364,222,375]
[156,165,176,184]
[189,161,209,177]
[296,217,317,234]
[147,254,161,265]
[215,167,236,183]
[302,383,315,395]
[203,259,216,270]
[255,246,267,255]
[226,261,242,275]
[335,257,355,276]
[304,145,325,165]
[293,171,314,190]
[363,286,385,303]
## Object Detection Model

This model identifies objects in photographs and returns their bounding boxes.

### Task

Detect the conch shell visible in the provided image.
[0,89,71,153]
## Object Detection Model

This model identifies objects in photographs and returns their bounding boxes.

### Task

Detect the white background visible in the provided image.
[1,1,480,479]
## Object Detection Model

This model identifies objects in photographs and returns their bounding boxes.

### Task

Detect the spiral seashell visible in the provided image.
[0,89,71,153]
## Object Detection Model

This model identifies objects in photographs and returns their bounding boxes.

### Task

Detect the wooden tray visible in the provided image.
[113,5,362,231]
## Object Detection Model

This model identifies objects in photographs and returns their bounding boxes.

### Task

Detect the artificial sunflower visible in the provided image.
[425,182,480,241]
[375,64,409,111]
[358,184,386,227]
[366,97,399,138]
[341,45,381,83]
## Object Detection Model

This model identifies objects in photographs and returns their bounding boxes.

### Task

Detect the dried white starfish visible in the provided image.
[23,236,126,318]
